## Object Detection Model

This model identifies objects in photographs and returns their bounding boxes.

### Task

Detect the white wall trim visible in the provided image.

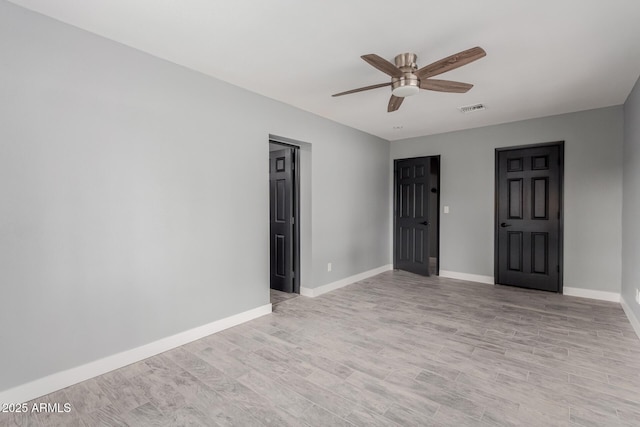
[436,273,625,305]
[300,264,393,297]
[439,270,495,285]
[563,287,621,303]
[0,303,272,404]
[621,296,640,340]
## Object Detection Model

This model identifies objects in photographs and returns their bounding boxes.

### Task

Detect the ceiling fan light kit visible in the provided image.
[391,53,420,97]
[333,46,486,112]
[391,79,420,97]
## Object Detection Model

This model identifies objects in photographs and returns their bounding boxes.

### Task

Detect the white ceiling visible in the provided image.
[9,0,640,141]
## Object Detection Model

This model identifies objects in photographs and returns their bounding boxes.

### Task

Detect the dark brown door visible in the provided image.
[496,143,563,292]
[395,157,439,276]
[269,148,293,292]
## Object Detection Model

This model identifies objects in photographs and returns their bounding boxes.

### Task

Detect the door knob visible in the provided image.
[500,222,512,228]
[419,221,429,226]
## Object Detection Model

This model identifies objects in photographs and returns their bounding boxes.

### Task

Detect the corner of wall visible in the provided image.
[300,264,393,297]
[621,295,640,340]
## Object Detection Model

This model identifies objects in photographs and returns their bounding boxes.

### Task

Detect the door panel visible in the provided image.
[496,144,562,292]
[508,231,523,272]
[531,232,548,274]
[532,178,549,219]
[508,179,523,219]
[395,157,438,276]
[270,148,293,292]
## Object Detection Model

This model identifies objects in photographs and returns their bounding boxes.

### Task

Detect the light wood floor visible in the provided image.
[2,271,640,426]
[270,289,300,306]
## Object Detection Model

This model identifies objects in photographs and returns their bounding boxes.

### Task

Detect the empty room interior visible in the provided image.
[2,1,640,426]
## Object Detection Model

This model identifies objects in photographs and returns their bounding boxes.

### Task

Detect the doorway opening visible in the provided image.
[394,156,440,276]
[495,141,564,292]
[269,140,300,299]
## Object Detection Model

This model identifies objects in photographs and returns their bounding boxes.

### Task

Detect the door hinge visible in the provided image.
[557,265,560,273]
[291,217,295,224]
[557,211,560,219]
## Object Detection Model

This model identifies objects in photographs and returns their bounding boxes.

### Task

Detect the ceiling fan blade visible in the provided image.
[361,54,403,78]
[332,82,391,97]
[416,46,486,79]
[420,79,473,93]
[388,95,404,112]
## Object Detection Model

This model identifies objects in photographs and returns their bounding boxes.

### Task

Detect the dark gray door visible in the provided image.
[395,157,436,276]
[269,148,293,292]
[496,143,563,292]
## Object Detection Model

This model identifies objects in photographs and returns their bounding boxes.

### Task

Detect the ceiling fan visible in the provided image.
[332,46,486,112]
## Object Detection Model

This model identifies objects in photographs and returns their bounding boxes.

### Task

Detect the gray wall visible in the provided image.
[0,1,390,392]
[623,75,640,323]
[391,107,623,293]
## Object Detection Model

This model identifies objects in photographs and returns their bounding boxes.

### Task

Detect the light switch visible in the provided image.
[444,206,450,214]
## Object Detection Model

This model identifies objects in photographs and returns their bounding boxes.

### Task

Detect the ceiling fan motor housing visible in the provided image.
[392,53,420,97]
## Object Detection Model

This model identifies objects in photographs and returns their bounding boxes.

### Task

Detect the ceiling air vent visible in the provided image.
[458,103,486,113]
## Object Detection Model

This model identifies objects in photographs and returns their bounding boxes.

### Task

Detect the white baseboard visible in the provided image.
[300,264,393,297]
[439,270,494,285]
[299,287,315,297]
[0,303,272,405]
[563,287,621,303]
[621,296,640,340]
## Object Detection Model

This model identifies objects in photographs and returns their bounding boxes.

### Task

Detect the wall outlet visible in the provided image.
[327,262,332,272]
[444,206,450,214]
[636,288,640,305]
